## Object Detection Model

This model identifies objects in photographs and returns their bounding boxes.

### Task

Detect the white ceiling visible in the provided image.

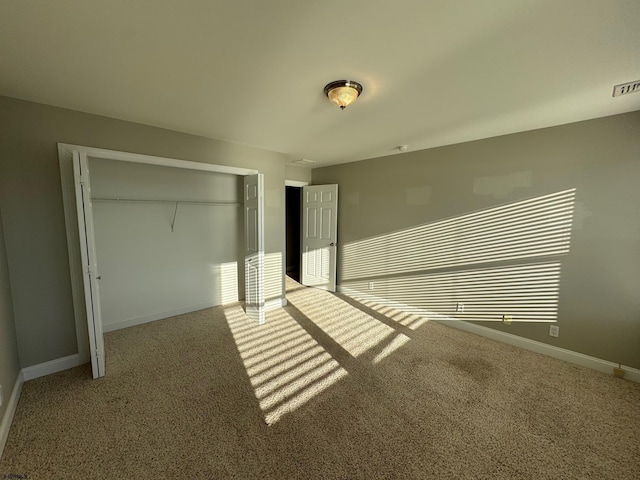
[1,0,639,167]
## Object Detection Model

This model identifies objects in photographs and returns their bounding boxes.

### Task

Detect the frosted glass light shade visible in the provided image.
[324,80,363,110]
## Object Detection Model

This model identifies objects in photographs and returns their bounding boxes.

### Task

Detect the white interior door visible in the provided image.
[302,184,338,292]
[73,151,106,378]
[244,174,265,324]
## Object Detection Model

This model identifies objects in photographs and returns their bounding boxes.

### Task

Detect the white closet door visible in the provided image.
[73,150,106,378]
[301,184,338,292]
[244,174,265,324]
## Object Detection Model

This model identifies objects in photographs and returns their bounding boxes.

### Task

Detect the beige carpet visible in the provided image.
[2,278,639,479]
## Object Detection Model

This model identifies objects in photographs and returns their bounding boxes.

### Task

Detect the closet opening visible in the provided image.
[285,185,302,282]
[59,143,262,378]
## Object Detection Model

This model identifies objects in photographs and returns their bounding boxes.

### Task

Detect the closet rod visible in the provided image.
[92,197,240,206]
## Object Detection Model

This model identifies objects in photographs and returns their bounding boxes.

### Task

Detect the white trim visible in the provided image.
[21,354,84,382]
[285,180,309,187]
[103,301,222,333]
[338,286,640,383]
[58,146,90,364]
[104,297,285,333]
[265,297,287,311]
[105,297,286,332]
[58,143,258,176]
[442,319,640,382]
[337,286,452,320]
[0,371,23,461]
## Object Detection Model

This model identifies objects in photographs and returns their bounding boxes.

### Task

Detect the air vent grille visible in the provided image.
[612,80,640,97]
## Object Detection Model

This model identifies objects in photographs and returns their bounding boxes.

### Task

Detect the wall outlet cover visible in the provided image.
[549,325,560,337]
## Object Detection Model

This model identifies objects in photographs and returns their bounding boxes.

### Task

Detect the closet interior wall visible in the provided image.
[88,157,244,332]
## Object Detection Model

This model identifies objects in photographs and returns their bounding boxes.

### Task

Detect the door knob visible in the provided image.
[330,242,336,247]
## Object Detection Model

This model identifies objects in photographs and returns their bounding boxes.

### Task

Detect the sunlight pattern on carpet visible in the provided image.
[224,305,347,425]
[345,298,430,331]
[286,279,411,364]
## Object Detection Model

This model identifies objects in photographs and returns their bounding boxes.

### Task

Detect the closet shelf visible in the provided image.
[92,197,240,206]
[91,197,241,232]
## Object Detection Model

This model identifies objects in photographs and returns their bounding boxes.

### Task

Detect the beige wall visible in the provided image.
[313,111,640,369]
[0,95,287,368]
[285,165,312,184]
[0,206,20,423]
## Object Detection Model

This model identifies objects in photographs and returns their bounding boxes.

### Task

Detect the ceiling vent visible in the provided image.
[292,158,316,165]
[612,80,640,97]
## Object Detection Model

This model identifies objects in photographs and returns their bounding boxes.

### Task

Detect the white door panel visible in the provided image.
[73,150,106,378]
[302,184,338,292]
[244,174,265,324]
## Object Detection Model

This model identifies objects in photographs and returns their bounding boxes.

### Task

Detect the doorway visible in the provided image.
[285,182,339,291]
[285,185,302,281]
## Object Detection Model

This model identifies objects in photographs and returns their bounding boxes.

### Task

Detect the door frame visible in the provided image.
[58,143,259,370]
[284,180,309,188]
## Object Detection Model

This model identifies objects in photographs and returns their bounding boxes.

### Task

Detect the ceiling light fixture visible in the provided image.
[324,80,363,110]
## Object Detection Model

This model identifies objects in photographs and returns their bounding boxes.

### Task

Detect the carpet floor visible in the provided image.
[1,278,639,479]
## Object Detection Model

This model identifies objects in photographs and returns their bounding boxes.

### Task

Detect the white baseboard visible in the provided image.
[338,286,452,321]
[265,297,286,311]
[338,286,640,383]
[103,298,286,333]
[103,301,222,333]
[442,319,640,382]
[22,354,84,382]
[2,354,86,459]
[0,371,24,461]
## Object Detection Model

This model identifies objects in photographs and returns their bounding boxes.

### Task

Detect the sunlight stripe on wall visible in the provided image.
[342,189,575,280]
[340,189,576,323]
[341,262,562,322]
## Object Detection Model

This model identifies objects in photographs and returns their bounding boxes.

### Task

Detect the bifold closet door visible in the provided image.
[73,150,106,378]
[244,174,265,324]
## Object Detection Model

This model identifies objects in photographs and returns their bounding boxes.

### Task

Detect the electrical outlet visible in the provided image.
[549,325,559,337]
[368,282,374,290]
[502,315,512,325]
[456,302,464,312]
